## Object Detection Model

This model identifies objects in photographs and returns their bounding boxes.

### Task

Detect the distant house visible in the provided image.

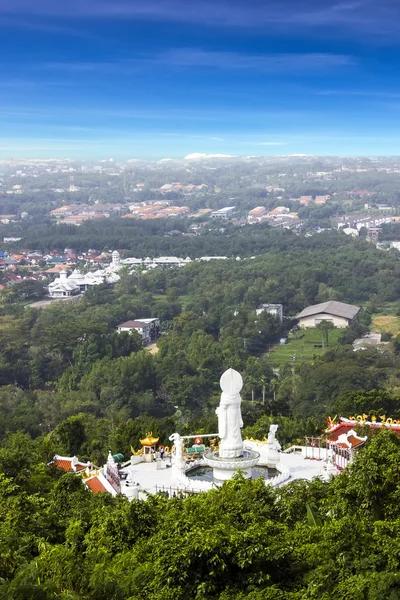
[256,303,283,322]
[117,318,160,345]
[342,227,359,238]
[210,206,236,219]
[3,237,22,243]
[315,195,330,205]
[297,301,360,329]
[247,206,267,223]
[248,206,267,217]
[268,206,289,216]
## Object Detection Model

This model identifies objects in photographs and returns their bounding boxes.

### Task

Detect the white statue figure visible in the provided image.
[169,432,184,470]
[267,424,281,451]
[266,424,281,468]
[217,368,244,459]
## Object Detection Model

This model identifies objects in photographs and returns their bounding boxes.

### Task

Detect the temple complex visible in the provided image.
[52,371,398,499]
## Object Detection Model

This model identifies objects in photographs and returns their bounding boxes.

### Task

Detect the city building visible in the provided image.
[256,303,284,322]
[367,227,381,242]
[117,318,160,345]
[210,206,236,219]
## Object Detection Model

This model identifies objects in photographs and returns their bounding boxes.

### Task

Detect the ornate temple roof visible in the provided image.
[85,476,109,494]
[140,432,159,447]
[53,454,89,472]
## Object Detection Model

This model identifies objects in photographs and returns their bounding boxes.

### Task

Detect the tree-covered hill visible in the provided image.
[1,431,400,599]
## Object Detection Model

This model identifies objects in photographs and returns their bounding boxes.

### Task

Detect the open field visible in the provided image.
[371,315,400,336]
[146,343,159,355]
[265,328,342,367]
[27,295,81,309]
[190,208,213,217]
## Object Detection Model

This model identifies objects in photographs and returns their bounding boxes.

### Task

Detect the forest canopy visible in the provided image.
[1,431,400,599]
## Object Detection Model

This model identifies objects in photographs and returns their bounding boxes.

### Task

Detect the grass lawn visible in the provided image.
[190,208,213,217]
[265,328,342,367]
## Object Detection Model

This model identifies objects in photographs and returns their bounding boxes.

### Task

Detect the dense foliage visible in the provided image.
[2,432,400,598]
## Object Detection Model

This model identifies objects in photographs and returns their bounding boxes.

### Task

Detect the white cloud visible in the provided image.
[184,153,235,160]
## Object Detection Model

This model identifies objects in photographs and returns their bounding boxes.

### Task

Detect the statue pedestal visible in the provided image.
[204,449,260,484]
[219,446,243,459]
[213,466,252,481]
[266,447,280,469]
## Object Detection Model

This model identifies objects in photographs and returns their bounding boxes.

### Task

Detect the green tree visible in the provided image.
[316,320,335,348]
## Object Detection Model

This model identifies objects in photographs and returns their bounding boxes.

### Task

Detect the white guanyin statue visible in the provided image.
[169,432,184,470]
[216,368,244,459]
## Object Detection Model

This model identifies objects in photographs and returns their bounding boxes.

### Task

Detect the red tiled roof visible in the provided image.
[85,476,108,494]
[55,458,74,472]
[53,456,88,472]
[335,442,349,449]
[74,464,87,472]
[327,424,353,441]
[327,419,400,440]
[347,434,367,448]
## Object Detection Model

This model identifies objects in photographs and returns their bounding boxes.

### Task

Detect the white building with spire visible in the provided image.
[47,271,80,298]
[48,250,123,297]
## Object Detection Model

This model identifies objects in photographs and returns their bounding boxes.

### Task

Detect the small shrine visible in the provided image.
[103,451,121,493]
[140,432,159,462]
[324,414,400,470]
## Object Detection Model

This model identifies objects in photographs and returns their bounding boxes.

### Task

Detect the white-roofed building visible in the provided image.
[48,250,123,296]
[121,256,191,269]
[256,304,283,322]
[210,206,236,219]
[48,271,80,298]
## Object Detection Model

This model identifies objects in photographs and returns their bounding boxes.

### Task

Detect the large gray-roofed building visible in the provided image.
[297,301,360,329]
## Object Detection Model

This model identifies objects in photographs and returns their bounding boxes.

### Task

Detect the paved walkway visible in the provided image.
[120,449,327,499]
[27,295,81,309]
[278,451,325,482]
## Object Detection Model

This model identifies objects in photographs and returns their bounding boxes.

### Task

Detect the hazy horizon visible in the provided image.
[4,154,400,164]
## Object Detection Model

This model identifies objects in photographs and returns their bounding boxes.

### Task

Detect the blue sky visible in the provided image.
[2,0,400,158]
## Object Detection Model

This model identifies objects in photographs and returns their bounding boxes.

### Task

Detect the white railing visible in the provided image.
[283,446,303,454]
[121,455,144,468]
[265,464,291,487]
[184,457,205,472]
[173,468,214,493]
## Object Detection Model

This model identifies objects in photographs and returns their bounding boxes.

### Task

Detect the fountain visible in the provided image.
[203,368,260,481]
